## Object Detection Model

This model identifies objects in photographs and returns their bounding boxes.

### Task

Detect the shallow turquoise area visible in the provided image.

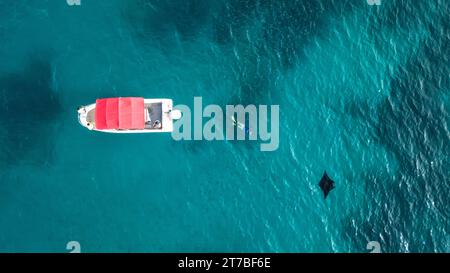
[0,0,448,252]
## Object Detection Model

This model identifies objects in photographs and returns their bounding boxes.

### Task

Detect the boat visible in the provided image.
[77,97,181,133]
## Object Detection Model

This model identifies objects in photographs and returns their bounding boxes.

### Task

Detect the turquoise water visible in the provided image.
[0,0,448,252]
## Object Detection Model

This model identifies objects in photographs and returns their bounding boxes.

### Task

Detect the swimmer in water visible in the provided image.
[231,115,252,136]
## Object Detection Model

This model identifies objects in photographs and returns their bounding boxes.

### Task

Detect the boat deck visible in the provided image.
[85,102,163,129]
[86,108,95,123]
[144,102,162,129]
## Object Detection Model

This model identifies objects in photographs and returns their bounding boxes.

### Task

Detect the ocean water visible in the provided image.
[0,0,448,252]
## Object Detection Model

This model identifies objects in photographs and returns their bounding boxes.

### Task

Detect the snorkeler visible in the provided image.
[231,115,252,136]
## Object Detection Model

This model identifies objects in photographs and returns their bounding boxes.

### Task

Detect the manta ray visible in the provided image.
[318,171,335,199]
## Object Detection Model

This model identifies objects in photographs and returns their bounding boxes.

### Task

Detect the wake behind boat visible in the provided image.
[77,97,181,133]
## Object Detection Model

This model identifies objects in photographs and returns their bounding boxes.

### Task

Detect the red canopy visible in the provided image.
[95,97,145,130]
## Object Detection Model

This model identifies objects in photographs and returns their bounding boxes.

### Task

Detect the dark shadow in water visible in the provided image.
[213,0,361,68]
[341,11,449,252]
[213,0,363,107]
[341,171,414,252]
[0,54,62,169]
[123,0,215,42]
[228,52,276,106]
[212,0,261,45]
[366,0,449,57]
[123,0,362,105]
[367,0,449,32]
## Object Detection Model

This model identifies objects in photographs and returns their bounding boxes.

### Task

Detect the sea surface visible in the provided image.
[0,0,448,252]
